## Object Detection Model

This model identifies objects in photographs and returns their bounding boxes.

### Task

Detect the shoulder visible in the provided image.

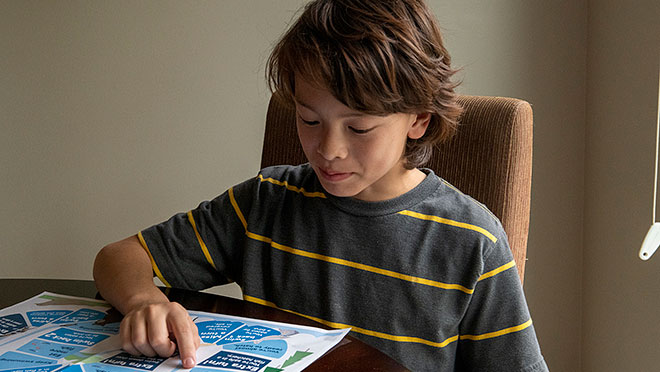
[235,164,325,199]
[438,177,502,232]
[406,171,508,251]
[257,164,316,184]
[435,176,515,267]
[422,173,503,227]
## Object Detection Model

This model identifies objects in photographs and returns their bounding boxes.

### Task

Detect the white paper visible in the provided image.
[0,292,349,372]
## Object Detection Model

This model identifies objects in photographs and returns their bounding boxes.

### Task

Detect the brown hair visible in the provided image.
[266,0,462,169]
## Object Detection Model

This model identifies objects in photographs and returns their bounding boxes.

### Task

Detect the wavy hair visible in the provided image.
[266,0,462,168]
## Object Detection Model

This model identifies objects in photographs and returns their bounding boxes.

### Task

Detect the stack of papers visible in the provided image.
[0,292,349,372]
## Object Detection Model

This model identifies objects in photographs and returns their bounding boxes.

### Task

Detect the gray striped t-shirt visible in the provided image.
[140,164,547,371]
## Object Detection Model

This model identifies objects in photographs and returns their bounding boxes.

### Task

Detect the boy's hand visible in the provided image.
[119,301,201,369]
[93,236,200,368]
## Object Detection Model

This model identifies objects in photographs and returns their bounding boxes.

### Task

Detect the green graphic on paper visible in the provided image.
[281,350,313,368]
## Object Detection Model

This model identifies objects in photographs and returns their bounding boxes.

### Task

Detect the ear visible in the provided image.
[407,113,431,140]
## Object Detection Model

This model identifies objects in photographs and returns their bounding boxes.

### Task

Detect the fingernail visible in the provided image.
[184,357,195,368]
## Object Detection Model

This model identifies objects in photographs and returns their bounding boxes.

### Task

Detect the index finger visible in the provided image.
[168,313,200,369]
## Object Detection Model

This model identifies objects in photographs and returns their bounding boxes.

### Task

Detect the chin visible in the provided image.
[318,182,359,198]
[323,187,357,198]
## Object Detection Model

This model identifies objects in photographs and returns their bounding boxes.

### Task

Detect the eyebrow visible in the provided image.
[293,97,367,119]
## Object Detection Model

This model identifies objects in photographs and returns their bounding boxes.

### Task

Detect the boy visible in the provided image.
[94,0,548,371]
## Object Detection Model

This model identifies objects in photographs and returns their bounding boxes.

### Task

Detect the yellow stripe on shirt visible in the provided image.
[187,211,217,270]
[246,295,532,347]
[246,230,474,293]
[137,231,171,287]
[460,319,533,341]
[228,187,248,230]
[398,210,497,243]
[244,295,460,348]
[258,174,326,198]
[228,185,474,293]
[243,295,532,348]
[478,260,516,281]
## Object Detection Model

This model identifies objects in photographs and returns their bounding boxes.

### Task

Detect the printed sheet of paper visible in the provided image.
[0,292,349,372]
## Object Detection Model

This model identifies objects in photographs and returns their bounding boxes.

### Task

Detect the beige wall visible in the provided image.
[1,0,304,276]
[584,0,660,371]
[3,0,658,371]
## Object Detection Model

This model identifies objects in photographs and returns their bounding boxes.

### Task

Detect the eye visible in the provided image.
[349,126,374,134]
[297,114,320,126]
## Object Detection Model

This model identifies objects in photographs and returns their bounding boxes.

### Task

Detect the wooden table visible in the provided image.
[0,279,409,371]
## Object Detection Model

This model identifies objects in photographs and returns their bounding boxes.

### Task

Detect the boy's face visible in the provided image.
[294,76,430,201]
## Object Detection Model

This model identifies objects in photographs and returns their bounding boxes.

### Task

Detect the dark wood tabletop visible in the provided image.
[0,279,409,371]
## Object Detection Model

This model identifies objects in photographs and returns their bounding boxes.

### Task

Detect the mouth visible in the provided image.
[317,167,352,182]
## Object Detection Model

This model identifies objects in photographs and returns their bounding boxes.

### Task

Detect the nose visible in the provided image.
[317,128,348,161]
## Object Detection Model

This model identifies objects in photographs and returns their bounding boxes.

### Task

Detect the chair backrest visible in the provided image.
[261,93,533,283]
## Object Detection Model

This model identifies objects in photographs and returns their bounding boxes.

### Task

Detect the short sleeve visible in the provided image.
[456,237,548,371]
[138,177,258,290]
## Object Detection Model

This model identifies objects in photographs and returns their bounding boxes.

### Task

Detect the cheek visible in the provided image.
[352,136,402,165]
[366,133,407,158]
[296,123,318,155]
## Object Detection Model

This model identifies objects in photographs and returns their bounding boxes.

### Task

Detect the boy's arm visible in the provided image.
[93,235,200,369]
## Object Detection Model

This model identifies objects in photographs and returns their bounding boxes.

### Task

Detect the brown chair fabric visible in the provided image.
[260,93,533,283]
